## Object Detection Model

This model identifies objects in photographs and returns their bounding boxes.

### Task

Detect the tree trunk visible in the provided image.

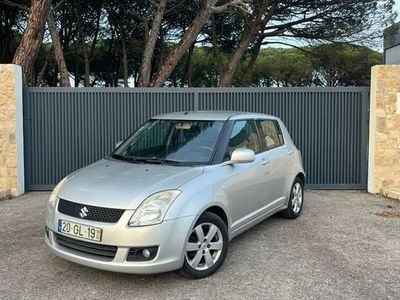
[30,63,37,86]
[182,42,195,87]
[83,48,90,86]
[51,64,59,87]
[12,0,51,85]
[210,15,223,78]
[74,52,80,87]
[121,38,129,87]
[152,32,165,76]
[149,6,213,87]
[239,35,263,86]
[219,1,275,87]
[74,6,90,87]
[137,0,167,87]
[89,7,102,59]
[105,34,115,87]
[36,48,51,85]
[219,29,253,87]
[47,7,70,87]
[114,53,120,87]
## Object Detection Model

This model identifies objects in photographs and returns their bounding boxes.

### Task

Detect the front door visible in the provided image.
[223,120,271,232]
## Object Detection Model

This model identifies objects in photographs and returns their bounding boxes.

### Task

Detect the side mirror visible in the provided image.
[115,141,123,149]
[223,148,255,165]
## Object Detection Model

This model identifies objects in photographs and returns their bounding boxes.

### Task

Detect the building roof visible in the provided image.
[384,22,400,50]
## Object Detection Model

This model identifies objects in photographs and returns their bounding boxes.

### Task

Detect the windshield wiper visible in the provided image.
[143,158,184,166]
[110,154,146,163]
[111,154,186,166]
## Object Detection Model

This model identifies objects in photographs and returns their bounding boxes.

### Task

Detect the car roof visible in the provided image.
[152,111,277,121]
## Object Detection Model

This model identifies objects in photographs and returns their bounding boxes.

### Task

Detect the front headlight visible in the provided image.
[128,190,181,227]
[48,177,67,208]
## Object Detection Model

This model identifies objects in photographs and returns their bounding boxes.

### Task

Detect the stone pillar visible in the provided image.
[0,64,24,198]
[368,65,400,200]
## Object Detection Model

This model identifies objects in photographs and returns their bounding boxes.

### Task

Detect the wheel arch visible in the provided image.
[284,171,306,207]
[203,205,229,228]
[296,172,305,186]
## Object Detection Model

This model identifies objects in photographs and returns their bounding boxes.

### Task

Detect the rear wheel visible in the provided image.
[180,212,228,279]
[280,177,304,219]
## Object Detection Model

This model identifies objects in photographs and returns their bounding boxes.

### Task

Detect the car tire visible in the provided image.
[280,177,304,219]
[180,212,228,279]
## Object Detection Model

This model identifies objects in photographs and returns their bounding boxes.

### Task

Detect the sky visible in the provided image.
[265,1,400,51]
[396,0,400,20]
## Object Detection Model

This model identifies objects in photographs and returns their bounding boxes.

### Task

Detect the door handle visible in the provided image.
[261,158,270,166]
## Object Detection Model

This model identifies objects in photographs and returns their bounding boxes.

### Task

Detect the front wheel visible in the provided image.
[280,177,304,219]
[180,212,228,279]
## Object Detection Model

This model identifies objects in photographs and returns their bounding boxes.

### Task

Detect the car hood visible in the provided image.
[58,158,204,209]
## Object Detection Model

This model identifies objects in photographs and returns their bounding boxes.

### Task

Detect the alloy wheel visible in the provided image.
[291,182,303,214]
[185,222,224,271]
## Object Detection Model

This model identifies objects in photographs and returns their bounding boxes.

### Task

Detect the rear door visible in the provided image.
[255,119,289,203]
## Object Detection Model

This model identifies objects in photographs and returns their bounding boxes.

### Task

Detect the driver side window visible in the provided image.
[226,120,260,159]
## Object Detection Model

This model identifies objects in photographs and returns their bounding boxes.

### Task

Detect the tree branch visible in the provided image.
[0,0,28,10]
[126,10,149,41]
[54,0,67,11]
[0,0,65,11]
[262,41,315,55]
[211,0,251,15]
[149,0,159,8]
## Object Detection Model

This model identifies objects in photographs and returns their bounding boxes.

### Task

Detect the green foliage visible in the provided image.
[31,39,383,87]
[310,44,382,86]
[233,45,382,87]
[246,48,315,87]
[0,0,388,86]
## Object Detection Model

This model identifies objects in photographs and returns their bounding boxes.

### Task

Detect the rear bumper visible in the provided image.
[45,208,196,274]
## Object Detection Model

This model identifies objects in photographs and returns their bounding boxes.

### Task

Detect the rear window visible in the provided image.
[256,120,284,151]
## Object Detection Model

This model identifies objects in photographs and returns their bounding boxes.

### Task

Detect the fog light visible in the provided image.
[142,249,151,258]
[127,246,158,261]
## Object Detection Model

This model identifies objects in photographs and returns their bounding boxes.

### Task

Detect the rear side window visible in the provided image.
[227,120,261,157]
[256,119,284,151]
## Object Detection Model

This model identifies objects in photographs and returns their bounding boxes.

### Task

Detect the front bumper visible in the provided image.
[45,203,196,274]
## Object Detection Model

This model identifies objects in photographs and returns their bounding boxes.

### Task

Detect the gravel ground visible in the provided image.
[0,190,399,300]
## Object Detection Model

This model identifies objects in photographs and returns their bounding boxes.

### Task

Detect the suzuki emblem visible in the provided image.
[79,206,89,218]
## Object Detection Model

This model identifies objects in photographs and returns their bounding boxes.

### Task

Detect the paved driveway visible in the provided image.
[0,191,399,300]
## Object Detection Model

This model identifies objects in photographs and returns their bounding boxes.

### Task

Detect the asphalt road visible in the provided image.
[0,190,399,300]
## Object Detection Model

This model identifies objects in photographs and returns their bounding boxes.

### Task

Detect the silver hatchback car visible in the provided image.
[45,111,305,278]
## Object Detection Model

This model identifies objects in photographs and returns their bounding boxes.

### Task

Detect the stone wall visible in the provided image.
[368,65,400,200]
[0,64,24,198]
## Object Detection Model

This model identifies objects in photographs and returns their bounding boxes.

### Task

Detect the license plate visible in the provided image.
[58,219,102,242]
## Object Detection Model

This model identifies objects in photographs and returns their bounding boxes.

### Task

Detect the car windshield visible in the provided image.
[112,119,225,165]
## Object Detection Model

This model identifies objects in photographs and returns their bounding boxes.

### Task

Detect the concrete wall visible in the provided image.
[385,46,400,64]
[0,64,24,198]
[368,65,400,200]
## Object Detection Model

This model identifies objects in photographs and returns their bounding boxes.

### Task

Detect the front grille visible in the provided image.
[58,198,125,223]
[55,233,117,259]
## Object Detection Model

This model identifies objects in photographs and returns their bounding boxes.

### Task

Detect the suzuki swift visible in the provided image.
[45,111,305,278]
